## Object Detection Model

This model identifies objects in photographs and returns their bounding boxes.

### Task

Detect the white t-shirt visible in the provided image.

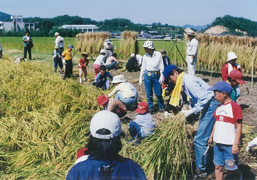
[187,38,198,56]
[55,36,64,48]
[94,54,106,65]
[213,101,242,145]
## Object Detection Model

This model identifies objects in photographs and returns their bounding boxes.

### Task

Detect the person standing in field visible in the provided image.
[62,45,73,80]
[222,52,242,102]
[208,81,242,180]
[52,45,63,73]
[162,65,219,178]
[23,31,33,60]
[66,111,146,180]
[0,42,2,58]
[186,31,198,75]
[104,39,114,57]
[227,70,245,102]
[160,49,171,68]
[78,52,89,84]
[55,32,64,55]
[139,40,165,113]
[94,49,106,78]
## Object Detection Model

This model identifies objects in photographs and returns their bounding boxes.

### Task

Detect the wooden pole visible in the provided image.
[251,47,257,87]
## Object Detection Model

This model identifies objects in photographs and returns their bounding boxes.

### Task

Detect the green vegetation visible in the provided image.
[211,15,257,37]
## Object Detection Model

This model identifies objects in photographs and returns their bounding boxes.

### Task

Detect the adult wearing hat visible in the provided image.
[79,52,89,83]
[55,32,64,55]
[222,52,242,102]
[128,102,155,140]
[108,75,138,110]
[22,31,33,60]
[160,49,171,68]
[222,52,241,81]
[66,111,146,179]
[62,44,74,79]
[186,31,198,75]
[163,64,219,177]
[104,39,114,58]
[97,94,127,118]
[139,40,165,113]
[94,49,106,78]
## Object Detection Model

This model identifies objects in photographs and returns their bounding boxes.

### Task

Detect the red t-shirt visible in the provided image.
[213,101,242,145]
[79,58,89,69]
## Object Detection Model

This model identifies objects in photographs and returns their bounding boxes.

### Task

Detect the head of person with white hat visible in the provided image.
[142,40,155,56]
[66,110,146,179]
[226,52,238,66]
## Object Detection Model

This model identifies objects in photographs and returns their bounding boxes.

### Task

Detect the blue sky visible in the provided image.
[1,0,257,26]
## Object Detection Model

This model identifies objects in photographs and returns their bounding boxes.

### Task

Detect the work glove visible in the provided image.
[246,145,250,152]
[181,109,194,117]
[159,74,163,84]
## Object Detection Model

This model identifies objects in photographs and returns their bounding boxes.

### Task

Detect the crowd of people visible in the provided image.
[1,30,256,179]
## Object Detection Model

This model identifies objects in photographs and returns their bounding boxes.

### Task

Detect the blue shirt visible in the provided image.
[134,113,155,137]
[94,72,113,83]
[182,74,214,114]
[66,155,146,180]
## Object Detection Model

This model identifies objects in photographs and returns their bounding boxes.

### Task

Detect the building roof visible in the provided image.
[61,24,99,29]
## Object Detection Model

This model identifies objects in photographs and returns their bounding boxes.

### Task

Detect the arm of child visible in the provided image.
[232,120,242,154]
[208,122,215,144]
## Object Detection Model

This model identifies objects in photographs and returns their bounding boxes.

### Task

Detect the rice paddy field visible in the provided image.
[0,35,257,179]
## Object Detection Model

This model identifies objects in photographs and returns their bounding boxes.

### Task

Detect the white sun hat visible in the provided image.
[90,111,121,139]
[143,40,155,49]
[112,75,126,84]
[227,52,238,62]
[55,32,59,36]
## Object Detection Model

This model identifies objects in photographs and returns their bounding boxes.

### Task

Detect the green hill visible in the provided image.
[211,15,257,37]
[0,11,11,21]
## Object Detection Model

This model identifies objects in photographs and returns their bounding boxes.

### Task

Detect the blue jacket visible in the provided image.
[94,72,113,83]
[66,155,146,180]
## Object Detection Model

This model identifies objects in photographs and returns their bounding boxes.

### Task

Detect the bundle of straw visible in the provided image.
[119,31,138,57]
[121,113,192,179]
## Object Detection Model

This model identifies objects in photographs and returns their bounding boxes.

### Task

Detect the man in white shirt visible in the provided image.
[186,31,198,75]
[139,40,165,113]
[55,32,64,55]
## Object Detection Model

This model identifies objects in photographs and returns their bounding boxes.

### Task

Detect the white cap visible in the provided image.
[187,31,195,36]
[112,75,126,84]
[130,53,135,57]
[143,40,155,49]
[100,49,106,54]
[55,32,59,36]
[90,111,121,139]
[227,52,238,62]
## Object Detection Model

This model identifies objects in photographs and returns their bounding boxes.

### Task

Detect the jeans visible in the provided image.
[53,57,63,72]
[106,61,117,70]
[95,79,110,90]
[24,46,32,60]
[214,144,238,170]
[193,98,219,171]
[144,71,164,110]
[115,91,137,106]
[129,121,142,139]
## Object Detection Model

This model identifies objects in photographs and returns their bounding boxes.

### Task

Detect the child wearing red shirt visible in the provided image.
[79,52,89,83]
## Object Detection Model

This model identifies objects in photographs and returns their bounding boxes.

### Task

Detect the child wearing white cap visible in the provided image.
[66,111,146,179]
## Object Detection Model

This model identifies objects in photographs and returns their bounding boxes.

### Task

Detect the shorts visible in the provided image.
[214,143,238,170]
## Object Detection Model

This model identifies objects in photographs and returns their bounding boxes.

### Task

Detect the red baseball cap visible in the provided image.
[96,94,109,106]
[229,70,245,84]
[135,102,149,114]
